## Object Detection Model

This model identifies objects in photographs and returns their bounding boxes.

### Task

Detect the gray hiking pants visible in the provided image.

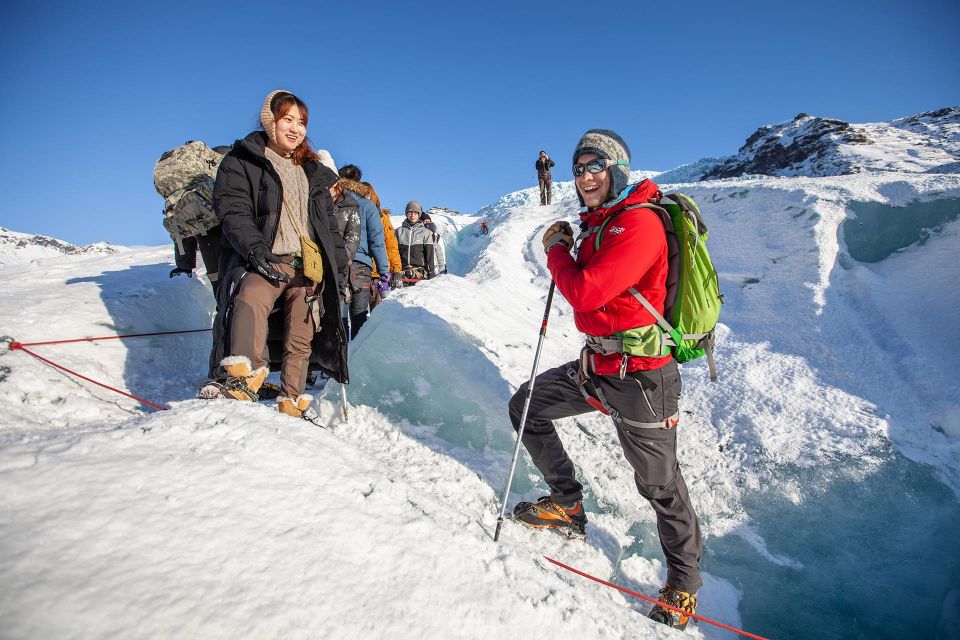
[508,359,703,593]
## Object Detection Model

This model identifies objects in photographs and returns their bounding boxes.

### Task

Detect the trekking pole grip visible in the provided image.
[494,282,556,542]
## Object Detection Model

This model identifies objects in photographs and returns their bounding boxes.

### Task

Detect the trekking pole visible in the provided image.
[494,281,556,542]
[340,307,350,423]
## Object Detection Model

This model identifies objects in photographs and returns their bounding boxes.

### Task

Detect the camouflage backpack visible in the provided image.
[153,141,225,252]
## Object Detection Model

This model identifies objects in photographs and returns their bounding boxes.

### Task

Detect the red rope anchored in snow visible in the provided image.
[544,556,769,640]
[5,327,212,411]
[12,327,211,348]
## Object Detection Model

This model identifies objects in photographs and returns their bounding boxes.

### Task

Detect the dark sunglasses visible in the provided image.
[573,158,628,177]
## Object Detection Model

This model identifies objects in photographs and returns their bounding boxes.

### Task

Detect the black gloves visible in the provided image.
[169,267,193,278]
[248,246,291,283]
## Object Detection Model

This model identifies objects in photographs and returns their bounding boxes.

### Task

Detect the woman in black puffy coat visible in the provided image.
[200,90,349,418]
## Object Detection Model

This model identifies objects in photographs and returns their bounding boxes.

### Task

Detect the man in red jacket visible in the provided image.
[509,129,702,631]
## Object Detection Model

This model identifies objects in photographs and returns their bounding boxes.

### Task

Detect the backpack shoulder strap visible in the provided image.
[591,203,671,252]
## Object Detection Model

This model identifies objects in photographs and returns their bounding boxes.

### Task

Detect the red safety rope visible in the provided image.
[5,327,212,412]
[14,327,211,348]
[544,556,768,640]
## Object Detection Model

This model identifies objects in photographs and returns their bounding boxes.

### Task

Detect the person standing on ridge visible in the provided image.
[509,129,702,631]
[536,150,555,205]
[395,201,435,285]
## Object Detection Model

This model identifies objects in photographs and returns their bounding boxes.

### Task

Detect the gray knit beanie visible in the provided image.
[405,200,423,214]
[572,129,631,204]
[260,89,292,147]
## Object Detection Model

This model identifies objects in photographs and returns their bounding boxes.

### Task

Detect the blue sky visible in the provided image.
[1,0,957,246]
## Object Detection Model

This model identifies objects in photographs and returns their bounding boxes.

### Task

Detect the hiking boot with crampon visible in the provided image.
[277,394,313,418]
[648,586,697,631]
[196,356,267,401]
[512,496,587,537]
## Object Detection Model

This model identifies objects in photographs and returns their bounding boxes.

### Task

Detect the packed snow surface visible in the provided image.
[2,168,960,639]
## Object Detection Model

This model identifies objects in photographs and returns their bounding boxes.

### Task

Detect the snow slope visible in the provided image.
[2,165,960,639]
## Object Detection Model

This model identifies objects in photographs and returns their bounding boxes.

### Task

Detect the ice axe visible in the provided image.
[494,281,556,542]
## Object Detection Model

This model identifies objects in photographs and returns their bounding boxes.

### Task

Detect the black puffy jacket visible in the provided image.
[208,130,350,383]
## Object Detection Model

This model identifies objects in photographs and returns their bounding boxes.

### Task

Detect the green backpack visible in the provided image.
[595,192,723,381]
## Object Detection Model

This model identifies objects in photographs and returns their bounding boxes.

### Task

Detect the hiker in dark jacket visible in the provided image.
[317,150,360,289]
[199,89,349,419]
[336,166,390,337]
[395,200,435,284]
[510,130,702,631]
[536,150,555,205]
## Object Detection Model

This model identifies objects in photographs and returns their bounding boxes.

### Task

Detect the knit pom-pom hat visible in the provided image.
[572,129,631,206]
[316,149,338,176]
[260,89,292,147]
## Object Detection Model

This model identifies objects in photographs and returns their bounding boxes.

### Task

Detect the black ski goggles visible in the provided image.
[573,158,629,177]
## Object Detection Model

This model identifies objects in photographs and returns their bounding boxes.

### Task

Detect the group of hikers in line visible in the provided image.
[158,89,703,631]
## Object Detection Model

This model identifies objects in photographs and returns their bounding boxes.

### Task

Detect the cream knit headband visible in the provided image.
[260,89,291,147]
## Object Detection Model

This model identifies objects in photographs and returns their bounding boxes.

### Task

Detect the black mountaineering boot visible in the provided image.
[649,585,697,631]
[512,496,587,538]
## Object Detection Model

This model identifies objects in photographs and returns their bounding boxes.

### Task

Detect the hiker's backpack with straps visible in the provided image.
[153,141,225,253]
[594,192,723,381]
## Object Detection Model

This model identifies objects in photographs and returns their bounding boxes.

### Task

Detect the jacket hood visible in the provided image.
[234,130,269,159]
[339,178,374,201]
[402,219,424,229]
[336,191,359,209]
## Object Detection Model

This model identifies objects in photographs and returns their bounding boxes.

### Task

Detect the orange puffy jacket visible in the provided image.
[372,208,403,278]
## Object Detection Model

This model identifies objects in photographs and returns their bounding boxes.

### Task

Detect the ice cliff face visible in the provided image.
[0,227,118,266]
[693,106,960,181]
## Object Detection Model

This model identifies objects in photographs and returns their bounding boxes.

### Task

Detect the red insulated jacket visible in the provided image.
[547,179,672,374]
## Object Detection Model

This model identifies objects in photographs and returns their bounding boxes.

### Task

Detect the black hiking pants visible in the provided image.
[173,228,222,296]
[349,262,372,339]
[508,359,703,593]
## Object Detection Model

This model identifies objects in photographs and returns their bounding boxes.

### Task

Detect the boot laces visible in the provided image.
[658,587,695,612]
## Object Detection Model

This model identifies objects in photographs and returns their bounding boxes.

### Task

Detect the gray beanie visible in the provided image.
[405,200,423,214]
[572,129,631,204]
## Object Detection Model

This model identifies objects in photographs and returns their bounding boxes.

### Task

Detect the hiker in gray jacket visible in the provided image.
[395,201,435,284]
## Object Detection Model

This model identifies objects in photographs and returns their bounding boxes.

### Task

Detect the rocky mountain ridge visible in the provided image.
[0,227,118,266]
[658,106,960,183]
